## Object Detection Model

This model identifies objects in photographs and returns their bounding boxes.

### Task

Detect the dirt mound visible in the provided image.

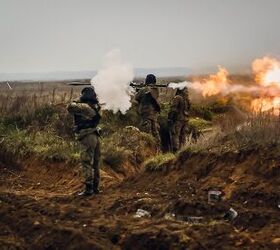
[0,146,279,249]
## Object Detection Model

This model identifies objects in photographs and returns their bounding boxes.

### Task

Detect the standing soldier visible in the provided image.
[67,87,101,196]
[168,87,191,152]
[135,74,161,145]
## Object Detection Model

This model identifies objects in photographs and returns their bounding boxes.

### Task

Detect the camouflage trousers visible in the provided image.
[140,118,161,145]
[170,120,187,152]
[79,133,101,188]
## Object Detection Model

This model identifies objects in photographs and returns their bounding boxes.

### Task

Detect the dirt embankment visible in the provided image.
[0,146,280,249]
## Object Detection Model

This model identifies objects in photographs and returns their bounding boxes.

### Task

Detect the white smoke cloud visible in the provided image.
[168,81,190,90]
[91,49,134,113]
[169,80,262,96]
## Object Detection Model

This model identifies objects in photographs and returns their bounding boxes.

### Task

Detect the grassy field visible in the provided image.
[0,75,279,249]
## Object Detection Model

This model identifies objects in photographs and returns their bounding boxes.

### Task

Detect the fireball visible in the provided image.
[192,66,229,97]
[252,56,280,86]
[251,57,280,115]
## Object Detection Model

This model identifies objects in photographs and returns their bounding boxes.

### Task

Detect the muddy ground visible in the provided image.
[0,146,279,250]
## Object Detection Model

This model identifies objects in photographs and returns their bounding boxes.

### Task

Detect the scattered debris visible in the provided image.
[133,209,151,218]
[208,190,223,203]
[224,208,238,221]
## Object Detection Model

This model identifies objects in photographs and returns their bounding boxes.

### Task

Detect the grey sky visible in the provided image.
[0,0,279,74]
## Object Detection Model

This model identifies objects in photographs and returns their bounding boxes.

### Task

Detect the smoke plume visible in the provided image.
[91,49,134,113]
[168,81,191,90]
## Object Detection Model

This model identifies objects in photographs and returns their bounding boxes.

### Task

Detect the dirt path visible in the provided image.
[0,148,280,249]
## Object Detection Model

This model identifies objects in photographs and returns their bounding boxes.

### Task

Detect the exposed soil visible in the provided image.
[0,146,280,249]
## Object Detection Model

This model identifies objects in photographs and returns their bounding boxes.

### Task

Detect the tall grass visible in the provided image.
[232,113,280,149]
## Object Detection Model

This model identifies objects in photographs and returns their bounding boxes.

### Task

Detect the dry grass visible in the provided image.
[185,112,280,154]
[0,82,80,116]
[145,153,175,172]
[231,113,280,149]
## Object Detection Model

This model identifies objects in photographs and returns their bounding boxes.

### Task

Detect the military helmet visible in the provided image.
[145,74,157,85]
[80,86,97,103]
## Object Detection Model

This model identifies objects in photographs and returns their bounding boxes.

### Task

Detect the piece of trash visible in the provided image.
[164,213,176,220]
[133,209,151,218]
[33,221,40,225]
[277,202,280,209]
[208,190,223,203]
[83,224,87,227]
[224,208,238,221]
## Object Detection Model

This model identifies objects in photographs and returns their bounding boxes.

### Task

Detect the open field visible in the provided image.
[0,76,279,249]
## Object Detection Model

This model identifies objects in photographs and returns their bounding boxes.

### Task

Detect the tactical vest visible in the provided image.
[74,104,101,132]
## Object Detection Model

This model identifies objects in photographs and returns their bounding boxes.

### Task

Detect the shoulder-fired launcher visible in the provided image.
[67,81,169,88]
[129,82,169,90]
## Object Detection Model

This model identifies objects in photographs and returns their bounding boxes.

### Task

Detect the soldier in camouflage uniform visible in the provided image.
[135,74,161,144]
[67,87,101,196]
[168,87,191,152]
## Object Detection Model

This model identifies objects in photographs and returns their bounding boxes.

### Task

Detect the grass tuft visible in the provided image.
[145,153,175,172]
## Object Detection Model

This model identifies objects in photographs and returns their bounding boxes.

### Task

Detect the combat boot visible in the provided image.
[78,181,94,196]
[93,183,100,194]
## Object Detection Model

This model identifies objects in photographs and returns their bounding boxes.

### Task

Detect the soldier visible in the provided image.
[135,74,161,144]
[67,87,101,196]
[168,87,191,152]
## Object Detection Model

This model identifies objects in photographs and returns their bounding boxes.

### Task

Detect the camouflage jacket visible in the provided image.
[67,101,101,139]
[135,86,160,120]
[168,91,191,122]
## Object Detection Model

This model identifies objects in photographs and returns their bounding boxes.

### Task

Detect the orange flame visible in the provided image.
[251,97,280,116]
[192,66,229,97]
[251,57,280,115]
[252,56,280,86]
[190,56,280,116]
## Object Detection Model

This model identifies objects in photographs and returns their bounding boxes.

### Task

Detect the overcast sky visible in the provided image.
[0,0,279,74]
